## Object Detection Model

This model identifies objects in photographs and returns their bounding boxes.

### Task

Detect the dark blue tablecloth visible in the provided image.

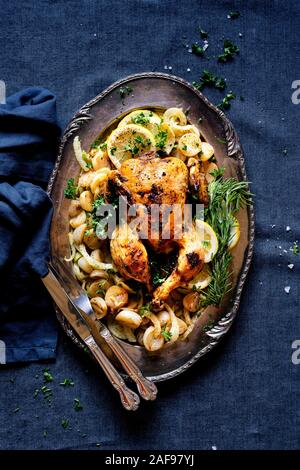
[0,0,300,451]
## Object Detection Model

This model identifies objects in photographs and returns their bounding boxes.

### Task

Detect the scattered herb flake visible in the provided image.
[228,11,240,19]
[74,398,83,412]
[60,378,74,387]
[218,91,236,110]
[119,86,133,100]
[193,70,226,92]
[218,39,239,63]
[192,43,205,56]
[290,241,299,255]
[43,368,54,383]
[61,419,69,429]
[199,28,208,39]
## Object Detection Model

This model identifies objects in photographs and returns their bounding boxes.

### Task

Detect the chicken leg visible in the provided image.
[151,223,204,309]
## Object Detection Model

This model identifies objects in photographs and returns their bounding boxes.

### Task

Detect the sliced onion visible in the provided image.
[77,244,113,270]
[73,136,90,172]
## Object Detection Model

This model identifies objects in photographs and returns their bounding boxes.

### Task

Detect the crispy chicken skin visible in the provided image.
[110,223,152,291]
[108,152,205,301]
[151,224,204,309]
[108,152,189,253]
[187,158,209,207]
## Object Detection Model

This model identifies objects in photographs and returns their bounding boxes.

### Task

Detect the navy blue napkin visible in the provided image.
[0,87,60,364]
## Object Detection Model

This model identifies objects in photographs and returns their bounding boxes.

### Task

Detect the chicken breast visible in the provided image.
[108,152,189,253]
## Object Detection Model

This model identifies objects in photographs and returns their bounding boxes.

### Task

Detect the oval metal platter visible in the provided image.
[48,72,255,382]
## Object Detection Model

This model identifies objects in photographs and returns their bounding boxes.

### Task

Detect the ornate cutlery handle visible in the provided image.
[100,327,157,401]
[85,336,140,411]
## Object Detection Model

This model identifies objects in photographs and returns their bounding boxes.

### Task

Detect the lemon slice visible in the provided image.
[228,217,240,250]
[178,132,202,157]
[195,220,219,263]
[107,124,156,168]
[118,109,161,136]
[186,265,212,290]
[200,142,214,161]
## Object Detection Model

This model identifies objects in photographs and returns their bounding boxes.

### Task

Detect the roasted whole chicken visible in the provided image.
[108,152,205,307]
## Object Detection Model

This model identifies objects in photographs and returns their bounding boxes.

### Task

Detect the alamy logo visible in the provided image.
[0,340,6,364]
[0,80,6,104]
[291,340,300,365]
[291,80,300,104]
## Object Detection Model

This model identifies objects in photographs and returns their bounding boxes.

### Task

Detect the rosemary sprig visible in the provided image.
[201,169,252,307]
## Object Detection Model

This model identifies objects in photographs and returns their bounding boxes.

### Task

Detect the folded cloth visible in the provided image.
[0,87,61,364]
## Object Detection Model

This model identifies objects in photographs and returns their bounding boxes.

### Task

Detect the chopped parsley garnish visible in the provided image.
[124,143,139,155]
[82,150,93,169]
[193,70,226,92]
[228,11,240,19]
[150,253,177,287]
[89,194,116,238]
[192,43,205,56]
[91,137,105,149]
[119,86,133,100]
[218,92,236,110]
[218,39,239,63]
[216,137,227,144]
[181,145,188,151]
[155,130,168,150]
[96,280,107,296]
[64,178,78,199]
[199,28,208,39]
[43,369,54,383]
[110,146,117,155]
[60,378,74,387]
[61,419,69,429]
[74,398,83,412]
[161,326,172,342]
[131,112,150,125]
[139,303,151,317]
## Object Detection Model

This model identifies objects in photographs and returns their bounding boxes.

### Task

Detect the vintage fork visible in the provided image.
[51,258,157,401]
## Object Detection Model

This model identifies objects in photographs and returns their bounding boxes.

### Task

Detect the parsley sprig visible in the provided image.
[64,178,78,199]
